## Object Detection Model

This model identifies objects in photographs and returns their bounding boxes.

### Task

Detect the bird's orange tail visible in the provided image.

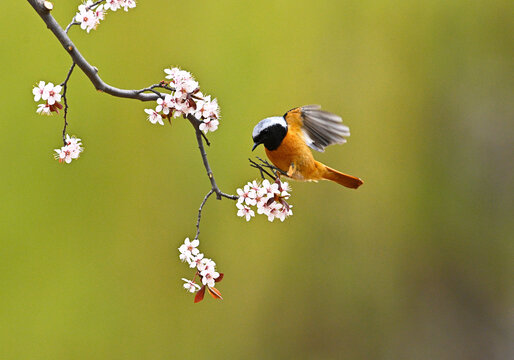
[322,165,363,189]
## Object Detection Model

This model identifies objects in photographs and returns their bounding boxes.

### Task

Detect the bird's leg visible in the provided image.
[287,162,296,177]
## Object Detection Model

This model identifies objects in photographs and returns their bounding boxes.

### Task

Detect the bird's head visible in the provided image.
[252,116,288,151]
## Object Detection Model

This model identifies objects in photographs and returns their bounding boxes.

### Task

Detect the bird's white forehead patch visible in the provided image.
[252,117,288,138]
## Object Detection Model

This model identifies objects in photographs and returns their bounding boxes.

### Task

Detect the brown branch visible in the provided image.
[28,0,161,102]
[27,0,238,233]
[249,157,287,180]
[195,190,214,240]
[187,115,238,201]
[60,62,75,145]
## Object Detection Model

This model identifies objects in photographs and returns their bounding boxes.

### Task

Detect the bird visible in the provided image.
[252,105,363,189]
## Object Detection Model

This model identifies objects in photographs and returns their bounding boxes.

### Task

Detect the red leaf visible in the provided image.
[207,286,223,300]
[194,286,205,303]
[215,273,224,283]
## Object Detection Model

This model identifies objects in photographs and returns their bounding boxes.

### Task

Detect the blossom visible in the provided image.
[189,253,204,269]
[121,0,136,11]
[197,258,216,273]
[277,204,293,222]
[75,1,104,33]
[199,119,219,134]
[178,238,199,263]
[33,81,46,102]
[41,82,62,106]
[93,4,105,22]
[164,67,182,81]
[235,178,293,222]
[194,95,219,121]
[182,278,201,293]
[76,9,97,33]
[265,202,282,222]
[144,108,164,125]
[249,180,261,193]
[54,135,84,164]
[236,203,255,221]
[259,179,280,198]
[104,0,122,11]
[200,269,220,288]
[36,103,52,116]
[177,236,223,300]
[279,181,291,197]
[164,68,195,90]
[236,185,257,206]
[156,94,174,115]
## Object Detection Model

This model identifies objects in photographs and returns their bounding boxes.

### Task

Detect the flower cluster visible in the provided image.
[144,68,220,134]
[75,0,136,33]
[236,179,293,222]
[54,135,84,164]
[179,238,223,303]
[105,0,136,12]
[33,81,63,115]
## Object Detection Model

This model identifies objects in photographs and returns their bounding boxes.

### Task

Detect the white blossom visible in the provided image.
[178,238,199,264]
[36,103,52,116]
[265,202,282,222]
[121,0,136,11]
[236,178,293,222]
[197,258,216,273]
[156,94,174,115]
[199,119,219,134]
[236,185,257,206]
[41,83,62,106]
[189,253,204,269]
[144,108,164,125]
[32,81,46,102]
[181,278,201,293]
[54,135,84,164]
[275,204,293,222]
[194,95,219,121]
[104,0,122,11]
[200,269,220,288]
[236,203,255,221]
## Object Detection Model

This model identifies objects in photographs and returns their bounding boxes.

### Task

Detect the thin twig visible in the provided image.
[195,190,214,240]
[199,131,211,146]
[249,157,287,180]
[188,115,226,200]
[64,21,79,34]
[136,83,176,95]
[61,62,76,145]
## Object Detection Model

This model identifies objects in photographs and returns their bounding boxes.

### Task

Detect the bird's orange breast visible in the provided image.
[265,128,323,181]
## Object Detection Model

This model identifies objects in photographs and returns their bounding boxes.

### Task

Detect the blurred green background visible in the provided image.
[1,1,512,359]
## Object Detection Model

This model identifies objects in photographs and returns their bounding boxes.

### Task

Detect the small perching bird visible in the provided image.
[252,105,363,189]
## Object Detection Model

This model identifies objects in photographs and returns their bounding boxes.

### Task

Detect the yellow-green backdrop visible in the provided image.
[1,1,512,359]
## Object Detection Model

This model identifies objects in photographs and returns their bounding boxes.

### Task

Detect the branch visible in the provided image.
[28,0,238,233]
[194,190,214,240]
[187,115,238,201]
[28,0,162,102]
[249,157,287,180]
[60,62,76,145]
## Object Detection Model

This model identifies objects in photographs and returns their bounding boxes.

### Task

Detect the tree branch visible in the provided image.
[28,0,238,236]
[60,62,76,145]
[28,0,162,102]
[195,190,214,240]
[187,115,238,201]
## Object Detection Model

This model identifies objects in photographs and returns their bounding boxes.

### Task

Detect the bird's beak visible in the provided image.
[252,142,260,151]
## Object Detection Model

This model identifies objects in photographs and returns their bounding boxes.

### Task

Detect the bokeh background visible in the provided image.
[1,1,512,359]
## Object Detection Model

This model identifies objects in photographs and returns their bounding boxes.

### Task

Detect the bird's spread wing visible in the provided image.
[284,105,350,152]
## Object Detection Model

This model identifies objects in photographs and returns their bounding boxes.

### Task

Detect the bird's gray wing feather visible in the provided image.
[300,105,350,152]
